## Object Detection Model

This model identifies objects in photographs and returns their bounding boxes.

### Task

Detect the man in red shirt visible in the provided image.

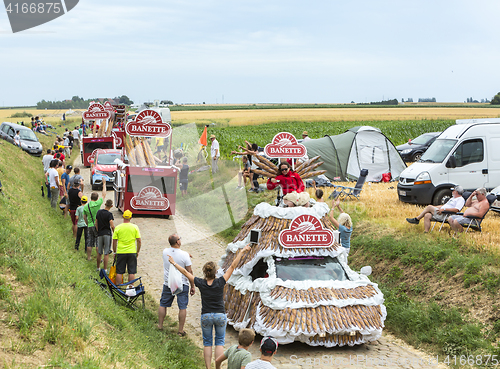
[267,161,310,207]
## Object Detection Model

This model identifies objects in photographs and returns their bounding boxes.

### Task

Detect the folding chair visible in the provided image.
[99,269,145,310]
[445,193,497,233]
[430,210,457,232]
[328,169,369,200]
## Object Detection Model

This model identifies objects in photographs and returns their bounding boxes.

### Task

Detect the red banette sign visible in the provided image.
[104,101,114,112]
[279,214,334,248]
[130,186,170,211]
[125,109,172,138]
[83,103,112,120]
[264,132,307,158]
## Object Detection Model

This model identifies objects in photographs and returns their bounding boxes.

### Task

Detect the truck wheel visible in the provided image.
[412,152,423,162]
[433,188,452,206]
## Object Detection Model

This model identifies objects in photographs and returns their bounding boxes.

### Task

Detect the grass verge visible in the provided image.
[0,132,204,368]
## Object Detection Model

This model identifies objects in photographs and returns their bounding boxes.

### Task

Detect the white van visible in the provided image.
[397,118,500,205]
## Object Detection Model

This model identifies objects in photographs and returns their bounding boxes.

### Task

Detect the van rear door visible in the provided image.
[447,138,488,189]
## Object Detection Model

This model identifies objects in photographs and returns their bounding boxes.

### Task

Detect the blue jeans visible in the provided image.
[200,313,227,346]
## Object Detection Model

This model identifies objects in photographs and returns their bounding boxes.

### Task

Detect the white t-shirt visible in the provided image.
[42,154,53,172]
[48,168,59,188]
[211,139,220,158]
[14,134,20,145]
[72,129,79,140]
[442,196,465,211]
[163,247,192,286]
[246,359,276,369]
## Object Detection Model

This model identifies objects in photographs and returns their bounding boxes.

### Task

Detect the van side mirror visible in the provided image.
[446,156,456,168]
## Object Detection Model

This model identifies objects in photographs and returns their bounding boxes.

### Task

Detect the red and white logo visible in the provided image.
[104,101,114,112]
[131,186,170,211]
[279,214,334,248]
[83,103,112,120]
[112,130,124,148]
[264,132,307,158]
[125,109,172,138]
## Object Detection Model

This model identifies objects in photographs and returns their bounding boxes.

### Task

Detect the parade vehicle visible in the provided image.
[398,118,500,205]
[113,108,177,218]
[89,149,122,190]
[81,102,127,166]
[219,133,386,347]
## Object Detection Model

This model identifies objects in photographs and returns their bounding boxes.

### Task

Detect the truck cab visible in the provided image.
[397,118,500,205]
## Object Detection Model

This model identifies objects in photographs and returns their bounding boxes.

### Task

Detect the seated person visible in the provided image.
[406,186,465,232]
[267,161,310,207]
[448,187,490,233]
[312,180,325,202]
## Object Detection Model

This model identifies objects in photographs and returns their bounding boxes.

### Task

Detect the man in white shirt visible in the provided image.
[246,336,278,369]
[301,131,311,141]
[45,159,60,208]
[72,127,80,147]
[406,185,465,232]
[210,134,220,174]
[158,233,195,336]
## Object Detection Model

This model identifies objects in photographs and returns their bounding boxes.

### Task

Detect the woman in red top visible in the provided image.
[267,161,310,207]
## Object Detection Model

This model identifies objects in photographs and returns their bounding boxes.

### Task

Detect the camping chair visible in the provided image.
[328,169,369,201]
[99,269,145,310]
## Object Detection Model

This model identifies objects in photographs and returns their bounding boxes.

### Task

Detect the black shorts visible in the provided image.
[116,253,137,275]
[180,179,188,191]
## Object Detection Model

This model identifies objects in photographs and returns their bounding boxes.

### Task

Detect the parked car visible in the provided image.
[0,122,43,156]
[89,149,122,190]
[396,132,440,162]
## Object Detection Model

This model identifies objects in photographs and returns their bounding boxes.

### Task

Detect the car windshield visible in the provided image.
[97,153,121,165]
[19,130,38,141]
[420,139,457,163]
[275,256,349,281]
[411,134,434,145]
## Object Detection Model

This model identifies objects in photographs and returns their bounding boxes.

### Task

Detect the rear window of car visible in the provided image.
[275,256,349,282]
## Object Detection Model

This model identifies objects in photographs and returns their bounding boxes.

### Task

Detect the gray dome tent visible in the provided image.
[302,126,406,182]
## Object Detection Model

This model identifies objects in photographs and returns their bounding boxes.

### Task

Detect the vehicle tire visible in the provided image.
[412,152,423,162]
[433,188,452,206]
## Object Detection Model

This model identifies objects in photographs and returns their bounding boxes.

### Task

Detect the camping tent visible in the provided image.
[302,126,406,182]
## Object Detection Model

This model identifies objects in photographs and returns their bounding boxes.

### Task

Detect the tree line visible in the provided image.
[36,95,133,109]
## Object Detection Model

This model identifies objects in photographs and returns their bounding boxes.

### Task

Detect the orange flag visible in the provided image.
[198,126,208,146]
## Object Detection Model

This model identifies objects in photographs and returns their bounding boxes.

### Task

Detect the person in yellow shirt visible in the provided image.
[112,210,141,285]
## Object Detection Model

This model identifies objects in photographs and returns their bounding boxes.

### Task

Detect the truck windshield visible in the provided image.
[420,139,457,163]
[275,256,348,282]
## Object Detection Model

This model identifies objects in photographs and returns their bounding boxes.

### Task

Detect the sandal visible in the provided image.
[177,331,187,337]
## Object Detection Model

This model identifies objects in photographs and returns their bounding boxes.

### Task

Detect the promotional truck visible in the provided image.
[81,102,127,166]
[113,108,177,218]
[397,118,500,205]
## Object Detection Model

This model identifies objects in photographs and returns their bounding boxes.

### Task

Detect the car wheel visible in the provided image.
[433,188,452,206]
[412,152,423,162]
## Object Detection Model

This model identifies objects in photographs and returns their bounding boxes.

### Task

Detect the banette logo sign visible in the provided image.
[82,103,111,121]
[125,109,172,138]
[279,214,334,248]
[4,0,79,33]
[131,186,170,211]
[264,132,307,158]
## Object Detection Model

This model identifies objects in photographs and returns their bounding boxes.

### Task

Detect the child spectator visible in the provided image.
[312,180,324,202]
[215,328,255,369]
[329,198,353,254]
[75,196,88,251]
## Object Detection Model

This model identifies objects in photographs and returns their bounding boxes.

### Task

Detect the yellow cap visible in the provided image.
[123,210,133,219]
[81,196,88,202]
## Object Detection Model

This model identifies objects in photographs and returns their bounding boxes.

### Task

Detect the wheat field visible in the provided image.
[171,106,500,126]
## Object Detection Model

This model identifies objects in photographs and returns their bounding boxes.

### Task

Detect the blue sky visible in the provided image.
[1,0,499,106]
